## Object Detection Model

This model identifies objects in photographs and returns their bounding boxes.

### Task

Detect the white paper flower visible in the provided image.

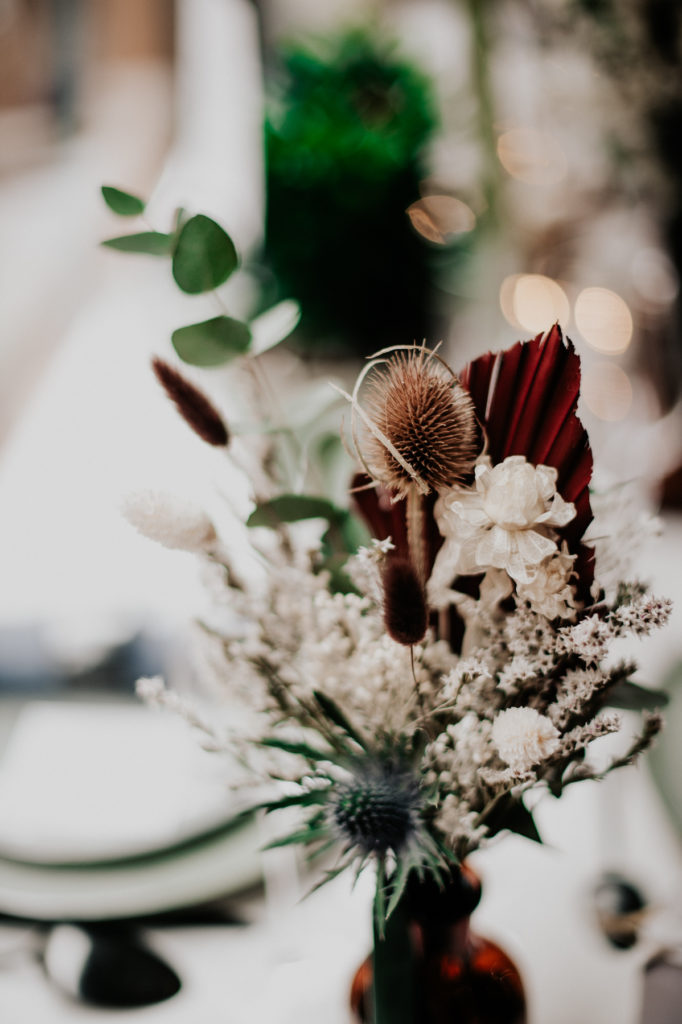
[429,456,576,596]
[121,489,217,552]
[516,545,578,620]
[492,707,560,773]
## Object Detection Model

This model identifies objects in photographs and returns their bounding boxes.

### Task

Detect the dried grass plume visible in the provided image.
[152,357,229,447]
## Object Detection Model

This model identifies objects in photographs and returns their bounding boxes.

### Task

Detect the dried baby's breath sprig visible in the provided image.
[152,357,229,447]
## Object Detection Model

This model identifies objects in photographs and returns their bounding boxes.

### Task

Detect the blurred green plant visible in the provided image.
[264,28,443,356]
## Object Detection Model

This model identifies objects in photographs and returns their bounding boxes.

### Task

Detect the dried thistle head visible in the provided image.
[354,347,481,498]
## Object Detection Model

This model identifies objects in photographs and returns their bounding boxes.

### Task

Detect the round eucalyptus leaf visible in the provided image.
[172,316,252,366]
[101,186,146,217]
[172,215,238,294]
[247,495,340,528]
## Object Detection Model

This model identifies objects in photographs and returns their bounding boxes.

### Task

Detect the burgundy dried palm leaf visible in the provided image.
[351,474,443,571]
[460,324,594,593]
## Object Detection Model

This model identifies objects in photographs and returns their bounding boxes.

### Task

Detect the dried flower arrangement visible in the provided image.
[127,323,670,948]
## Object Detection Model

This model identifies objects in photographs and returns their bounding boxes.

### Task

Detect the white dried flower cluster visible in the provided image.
[344,538,395,605]
[562,614,611,663]
[560,592,673,663]
[585,485,663,600]
[135,675,226,752]
[121,489,216,552]
[413,580,668,857]
[429,457,577,619]
[212,555,459,738]
[515,544,578,621]
[182,498,668,860]
[436,794,488,851]
[491,708,560,774]
[549,666,606,728]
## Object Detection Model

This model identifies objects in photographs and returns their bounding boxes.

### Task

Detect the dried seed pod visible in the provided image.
[152,357,229,447]
[332,764,422,855]
[383,556,428,646]
[360,347,481,498]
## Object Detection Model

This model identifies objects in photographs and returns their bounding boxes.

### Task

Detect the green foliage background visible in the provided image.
[264,30,441,356]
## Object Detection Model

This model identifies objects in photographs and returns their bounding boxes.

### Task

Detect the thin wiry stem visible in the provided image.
[410,646,434,741]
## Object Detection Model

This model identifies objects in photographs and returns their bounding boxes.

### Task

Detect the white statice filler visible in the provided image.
[121,489,217,553]
[492,707,560,773]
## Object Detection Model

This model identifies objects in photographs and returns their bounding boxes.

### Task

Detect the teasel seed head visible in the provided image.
[358,347,481,497]
[152,357,229,447]
[383,556,428,646]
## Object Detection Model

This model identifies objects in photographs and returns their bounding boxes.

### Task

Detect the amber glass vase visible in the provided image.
[350,864,526,1024]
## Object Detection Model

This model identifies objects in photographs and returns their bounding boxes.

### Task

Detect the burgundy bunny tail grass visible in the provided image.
[382,556,428,647]
[152,358,229,447]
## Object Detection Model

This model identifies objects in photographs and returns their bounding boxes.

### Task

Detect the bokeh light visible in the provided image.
[574,286,633,354]
[406,195,476,244]
[500,274,570,334]
[499,274,522,327]
[497,128,567,186]
[631,248,679,311]
[581,362,633,421]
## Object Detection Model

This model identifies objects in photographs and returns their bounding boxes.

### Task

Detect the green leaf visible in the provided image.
[256,790,331,813]
[171,214,238,294]
[608,680,670,711]
[171,316,251,367]
[247,495,341,529]
[101,185,146,217]
[305,837,339,863]
[262,826,329,850]
[101,231,172,255]
[373,859,387,939]
[338,512,371,553]
[385,858,411,921]
[306,861,352,893]
[313,690,367,749]
[260,736,334,762]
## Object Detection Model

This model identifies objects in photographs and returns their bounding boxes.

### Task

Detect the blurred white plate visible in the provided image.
[0,701,252,866]
[0,813,261,921]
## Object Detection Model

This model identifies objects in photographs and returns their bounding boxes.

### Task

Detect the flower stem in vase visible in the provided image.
[371,889,415,1024]
[350,866,527,1024]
